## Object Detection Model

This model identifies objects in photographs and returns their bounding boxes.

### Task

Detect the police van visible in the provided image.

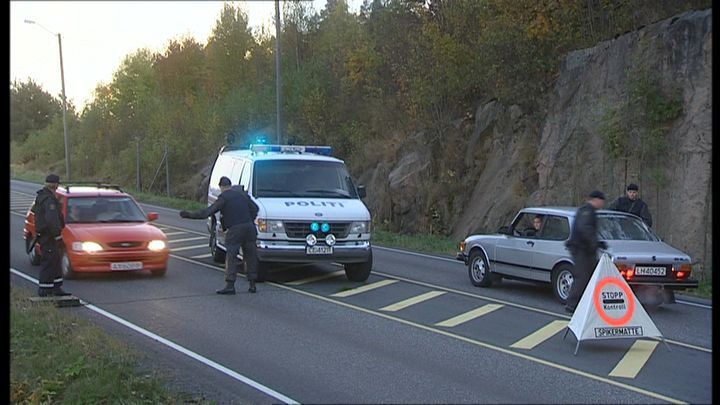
[206,144,373,281]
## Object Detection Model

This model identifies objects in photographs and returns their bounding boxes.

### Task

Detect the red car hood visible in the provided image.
[64,222,166,243]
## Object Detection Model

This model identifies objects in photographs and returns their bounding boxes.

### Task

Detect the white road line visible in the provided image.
[168,236,207,244]
[374,245,461,264]
[190,253,213,259]
[675,300,712,309]
[286,270,345,286]
[435,304,504,327]
[330,279,397,297]
[163,231,188,237]
[171,244,208,252]
[380,291,446,312]
[9,267,298,404]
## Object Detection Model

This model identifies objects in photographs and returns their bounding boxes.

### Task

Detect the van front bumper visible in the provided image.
[256,240,372,264]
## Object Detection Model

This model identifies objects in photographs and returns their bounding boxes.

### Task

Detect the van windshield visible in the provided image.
[253,160,359,198]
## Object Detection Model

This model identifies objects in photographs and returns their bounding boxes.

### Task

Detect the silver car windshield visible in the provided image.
[597,214,658,241]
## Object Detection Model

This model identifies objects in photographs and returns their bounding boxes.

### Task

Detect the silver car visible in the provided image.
[456,207,699,308]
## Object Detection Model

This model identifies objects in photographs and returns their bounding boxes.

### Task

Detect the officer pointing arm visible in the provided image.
[179,176,260,294]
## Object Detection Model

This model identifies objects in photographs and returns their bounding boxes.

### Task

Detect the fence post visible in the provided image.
[136,137,141,191]
[165,142,170,197]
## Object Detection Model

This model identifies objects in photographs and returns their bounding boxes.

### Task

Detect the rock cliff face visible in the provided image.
[360,9,712,274]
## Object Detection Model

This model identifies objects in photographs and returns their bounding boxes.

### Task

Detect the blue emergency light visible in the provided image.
[310,222,320,232]
[249,144,333,156]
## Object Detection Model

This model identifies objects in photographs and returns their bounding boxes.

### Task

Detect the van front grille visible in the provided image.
[283,222,351,238]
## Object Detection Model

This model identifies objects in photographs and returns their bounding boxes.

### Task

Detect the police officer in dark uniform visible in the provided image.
[564,190,607,313]
[33,174,71,297]
[179,176,260,294]
[608,183,652,227]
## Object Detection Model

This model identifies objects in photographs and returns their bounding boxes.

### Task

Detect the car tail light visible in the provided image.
[616,263,634,280]
[675,264,691,279]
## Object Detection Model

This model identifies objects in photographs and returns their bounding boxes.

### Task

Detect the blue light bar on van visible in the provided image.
[249,144,333,156]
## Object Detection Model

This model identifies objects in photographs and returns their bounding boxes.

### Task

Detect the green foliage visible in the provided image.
[10,0,708,205]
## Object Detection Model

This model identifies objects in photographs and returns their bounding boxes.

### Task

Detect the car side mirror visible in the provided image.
[497,225,511,235]
[357,185,367,199]
[147,212,159,222]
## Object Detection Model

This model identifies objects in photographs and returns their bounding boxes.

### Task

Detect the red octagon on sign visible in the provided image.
[593,277,635,326]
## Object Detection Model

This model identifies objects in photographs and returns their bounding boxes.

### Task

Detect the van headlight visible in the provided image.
[256,219,284,233]
[72,241,103,252]
[349,221,370,234]
[148,240,166,251]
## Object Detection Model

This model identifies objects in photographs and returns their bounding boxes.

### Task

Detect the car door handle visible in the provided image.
[526,241,534,246]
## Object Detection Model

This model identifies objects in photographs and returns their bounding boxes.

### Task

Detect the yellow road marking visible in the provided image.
[330,279,397,297]
[435,304,504,327]
[286,270,345,286]
[609,340,659,379]
[168,236,207,244]
[380,291,446,312]
[510,320,569,350]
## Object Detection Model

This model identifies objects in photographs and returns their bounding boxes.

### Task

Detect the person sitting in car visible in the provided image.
[523,215,543,237]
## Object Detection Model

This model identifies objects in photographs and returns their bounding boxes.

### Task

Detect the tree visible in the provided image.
[10,79,62,143]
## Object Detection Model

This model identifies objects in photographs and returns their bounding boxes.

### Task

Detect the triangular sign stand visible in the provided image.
[563,253,668,355]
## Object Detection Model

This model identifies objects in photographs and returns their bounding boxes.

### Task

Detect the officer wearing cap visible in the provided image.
[564,190,608,313]
[608,183,652,227]
[179,176,260,294]
[33,173,71,297]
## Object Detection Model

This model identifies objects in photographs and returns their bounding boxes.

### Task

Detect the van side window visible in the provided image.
[239,161,252,191]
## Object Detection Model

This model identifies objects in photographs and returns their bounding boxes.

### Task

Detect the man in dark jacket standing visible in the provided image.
[33,174,71,297]
[564,190,607,313]
[179,176,260,294]
[608,183,652,227]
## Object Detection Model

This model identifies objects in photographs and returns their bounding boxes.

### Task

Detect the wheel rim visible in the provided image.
[557,269,573,300]
[471,257,486,282]
[210,232,217,255]
[29,246,37,262]
[61,253,71,278]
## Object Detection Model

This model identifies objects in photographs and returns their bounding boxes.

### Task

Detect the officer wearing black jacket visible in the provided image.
[179,176,260,294]
[33,174,71,297]
[608,183,652,227]
[564,190,607,313]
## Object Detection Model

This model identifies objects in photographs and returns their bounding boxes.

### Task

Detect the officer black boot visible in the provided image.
[216,282,236,295]
[52,286,72,296]
[248,280,256,294]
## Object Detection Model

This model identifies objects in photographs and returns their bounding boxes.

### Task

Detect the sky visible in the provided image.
[10,1,362,110]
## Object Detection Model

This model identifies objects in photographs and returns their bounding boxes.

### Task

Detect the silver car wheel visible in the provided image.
[557,269,573,300]
[471,257,486,282]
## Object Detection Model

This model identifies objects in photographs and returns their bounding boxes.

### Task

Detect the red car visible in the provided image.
[24,183,169,278]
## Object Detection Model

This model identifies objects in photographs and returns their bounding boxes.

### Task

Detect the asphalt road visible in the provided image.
[10,180,712,404]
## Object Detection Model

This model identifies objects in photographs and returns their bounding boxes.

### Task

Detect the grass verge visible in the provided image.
[10,287,209,404]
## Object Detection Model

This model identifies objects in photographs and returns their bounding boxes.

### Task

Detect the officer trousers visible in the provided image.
[566,251,598,310]
[39,238,63,292]
[224,222,259,283]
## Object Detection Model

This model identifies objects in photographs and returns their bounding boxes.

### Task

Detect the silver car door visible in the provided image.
[531,215,572,282]
[494,213,535,278]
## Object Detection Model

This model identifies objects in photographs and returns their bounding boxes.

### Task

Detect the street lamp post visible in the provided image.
[275,0,282,144]
[25,19,70,180]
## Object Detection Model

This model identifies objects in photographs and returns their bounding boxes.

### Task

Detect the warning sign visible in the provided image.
[567,253,663,344]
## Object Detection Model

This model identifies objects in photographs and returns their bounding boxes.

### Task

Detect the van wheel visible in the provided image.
[27,239,41,266]
[468,250,492,287]
[552,264,573,305]
[210,232,226,263]
[344,252,373,282]
[61,252,76,280]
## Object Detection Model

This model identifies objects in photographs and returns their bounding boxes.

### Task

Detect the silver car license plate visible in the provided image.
[634,266,666,276]
[111,261,143,271]
[306,246,333,255]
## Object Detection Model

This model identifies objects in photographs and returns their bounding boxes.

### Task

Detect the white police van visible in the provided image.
[206,144,373,281]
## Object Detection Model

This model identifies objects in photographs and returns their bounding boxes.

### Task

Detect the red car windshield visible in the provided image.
[66,196,146,223]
